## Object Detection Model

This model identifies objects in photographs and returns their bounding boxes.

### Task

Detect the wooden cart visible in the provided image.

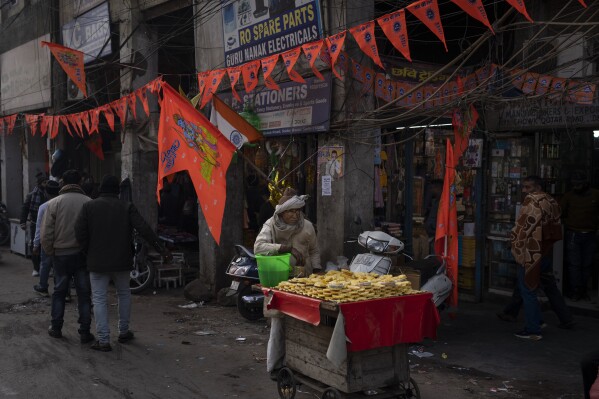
[268,294,437,399]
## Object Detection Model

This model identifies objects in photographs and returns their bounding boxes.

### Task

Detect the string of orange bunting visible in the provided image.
[0,0,593,149]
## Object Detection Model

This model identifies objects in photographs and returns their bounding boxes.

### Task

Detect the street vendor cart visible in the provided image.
[264,289,440,399]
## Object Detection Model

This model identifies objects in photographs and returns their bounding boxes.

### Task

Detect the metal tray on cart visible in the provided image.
[275,300,421,399]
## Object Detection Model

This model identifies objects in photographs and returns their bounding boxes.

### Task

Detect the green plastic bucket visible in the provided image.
[256,253,292,287]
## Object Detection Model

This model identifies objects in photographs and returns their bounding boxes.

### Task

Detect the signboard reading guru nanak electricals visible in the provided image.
[222,0,323,67]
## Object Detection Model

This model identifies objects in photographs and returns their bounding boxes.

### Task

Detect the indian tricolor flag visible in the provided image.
[210,95,262,149]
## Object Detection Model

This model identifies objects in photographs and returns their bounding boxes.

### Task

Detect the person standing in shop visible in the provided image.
[560,170,599,302]
[510,175,573,341]
[20,172,47,277]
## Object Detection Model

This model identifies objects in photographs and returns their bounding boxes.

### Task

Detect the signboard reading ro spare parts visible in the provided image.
[222,0,323,67]
[62,1,112,64]
[221,72,332,137]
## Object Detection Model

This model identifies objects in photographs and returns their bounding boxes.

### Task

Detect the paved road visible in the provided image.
[0,247,594,398]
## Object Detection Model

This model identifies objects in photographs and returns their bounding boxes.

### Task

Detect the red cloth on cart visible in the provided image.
[264,289,440,352]
[339,293,439,352]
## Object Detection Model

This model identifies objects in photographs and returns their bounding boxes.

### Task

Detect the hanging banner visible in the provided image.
[535,75,552,96]
[377,9,411,62]
[568,82,596,106]
[261,54,281,91]
[197,71,211,97]
[62,1,112,63]
[201,69,227,109]
[221,73,333,137]
[227,66,243,101]
[221,0,323,67]
[157,83,236,244]
[325,31,347,80]
[406,0,448,52]
[349,21,384,69]
[450,0,494,33]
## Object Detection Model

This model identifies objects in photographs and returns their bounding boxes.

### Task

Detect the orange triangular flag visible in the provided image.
[578,0,587,7]
[85,132,104,160]
[128,93,138,120]
[261,54,280,91]
[200,69,227,109]
[505,0,533,22]
[88,109,100,135]
[24,114,41,136]
[41,41,87,97]
[40,116,50,137]
[281,48,305,83]
[71,113,84,137]
[241,60,261,93]
[301,40,325,81]
[349,21,384,69]
[407,0,448,51]
[197,71,210,97]
[137,88,150,116]
[0,118,4,135]
[148,78,162,94]
[60,115,75,136]
[50,116,60,139]
[326,31,347,80]
[81,111,91,133]
[227,66,243,102]
[377,9,411,62]
[450,0,494,33]
[100,105,115,131]
[6,114,17,135]
[111,98,128,126]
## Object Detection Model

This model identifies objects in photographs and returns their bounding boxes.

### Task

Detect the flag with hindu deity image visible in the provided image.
[157,83,236,244]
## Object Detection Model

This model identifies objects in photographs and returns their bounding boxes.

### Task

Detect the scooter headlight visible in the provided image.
[366,237,388,253]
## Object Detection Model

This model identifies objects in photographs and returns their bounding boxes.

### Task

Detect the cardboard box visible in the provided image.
[401,266,421,290]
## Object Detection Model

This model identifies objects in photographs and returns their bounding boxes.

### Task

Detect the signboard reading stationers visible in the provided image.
[222,0,323,67]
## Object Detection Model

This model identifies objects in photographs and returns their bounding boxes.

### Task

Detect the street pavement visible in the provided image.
[0,246,595,398]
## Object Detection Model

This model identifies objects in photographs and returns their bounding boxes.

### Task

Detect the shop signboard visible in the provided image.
[62,1,112,64]
[0,33,52,114]
[221,0,323,67]
[220,72,332,137]
[492,100,599,131]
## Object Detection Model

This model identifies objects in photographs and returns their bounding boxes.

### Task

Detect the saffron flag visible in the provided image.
[50,116,60,139]
[210,94,262,149]
[535,75,552,95]
[111,98,128,127]
[302,40,325,80]
[40,116,51,137]
[406,0,448,52]
[157,83,236,245]
[578,0,587,7]
[128,93,138,121]
[325,31,347,80]
[377,9,411,62]
[261,54,280,91]
[241,60,261,93]
[89,109,100,135]
[505,0,533,23]
[361,67,375,95]
[0,118,4,135]
[41,41,87,97]
[81,111,91,133]
[452,104,478,165]
[281,48,305,83]
[350,58,365,83]
[137,88,150,117]
[568,82,596,106]
[200,69,227,109]
[100,104,115,131]
[85,133,104,160]
[197,71,210,98]
[227,66,243,102]
[24,114,41,136]
[434,139,458,309]
[450,0,494,33]
[521,72,539,95]
[349,21,384,69]
[374,73,386,99]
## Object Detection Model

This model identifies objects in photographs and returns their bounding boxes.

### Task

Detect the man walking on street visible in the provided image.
[510,175,573,341]
[41,170,94,344]
[75,175,171,352]
[20,172,47,277]
[32,180,60,297]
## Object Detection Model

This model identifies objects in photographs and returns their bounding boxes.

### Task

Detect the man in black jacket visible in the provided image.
[20,172,47,276]
[75,175,171,352]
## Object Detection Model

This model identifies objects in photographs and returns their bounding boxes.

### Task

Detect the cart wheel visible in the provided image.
[397,378,421,399]
[321,387,341,399]
[276,367,297,399]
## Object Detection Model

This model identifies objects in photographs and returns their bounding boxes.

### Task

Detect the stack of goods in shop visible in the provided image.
[274,269,420,303]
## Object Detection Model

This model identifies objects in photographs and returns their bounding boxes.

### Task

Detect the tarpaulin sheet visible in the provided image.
[264,289,440,352]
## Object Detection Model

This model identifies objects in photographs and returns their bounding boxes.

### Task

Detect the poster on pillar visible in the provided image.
[220,72,332,136]
[317,145,344,179]
[221,0,323,67]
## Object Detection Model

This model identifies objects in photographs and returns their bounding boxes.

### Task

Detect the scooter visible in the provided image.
[349,230,452,308]
[130,233,158,294]
[225,245,264,321]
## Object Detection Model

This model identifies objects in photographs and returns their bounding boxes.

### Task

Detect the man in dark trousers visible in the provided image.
[20,172,47,276]
[41,170,94,344]
[75,175,171,352]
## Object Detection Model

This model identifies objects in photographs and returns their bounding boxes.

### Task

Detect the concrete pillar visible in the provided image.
[317,0,375,264]
[117,0,159,226]
[195,5,244,293]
